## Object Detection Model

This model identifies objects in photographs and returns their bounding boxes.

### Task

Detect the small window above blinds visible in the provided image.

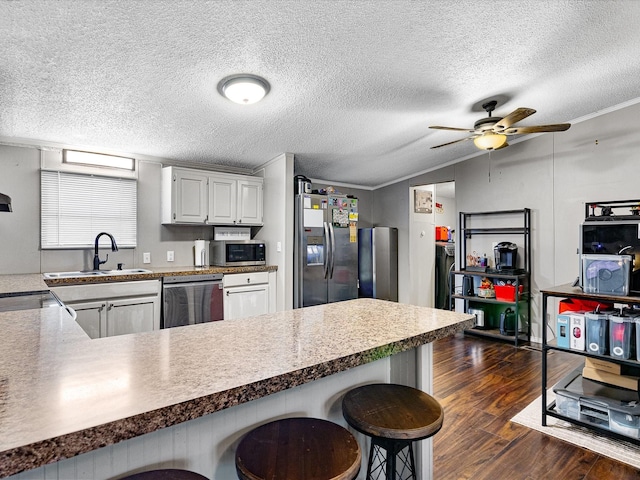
[41,170,137,249]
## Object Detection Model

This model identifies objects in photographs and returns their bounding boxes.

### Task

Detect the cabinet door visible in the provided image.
[208,175,237,224]
[174,169,208,223]
[224,284,269,320]
[67,300,105,339]
[237,179,263,225]
[105,296,157,337]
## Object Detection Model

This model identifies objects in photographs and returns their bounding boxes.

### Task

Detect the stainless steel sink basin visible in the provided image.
[43,269,152,279]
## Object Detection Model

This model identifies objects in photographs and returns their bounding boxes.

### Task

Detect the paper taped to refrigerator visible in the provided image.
[304,208,324,227]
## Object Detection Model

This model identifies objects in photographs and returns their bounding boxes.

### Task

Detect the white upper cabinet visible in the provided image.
[162,166,263,226]
[208,174,237,224]
[237,178,264,225]
[162,167,208,224]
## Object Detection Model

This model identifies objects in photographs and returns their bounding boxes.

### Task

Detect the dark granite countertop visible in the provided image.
[42,265,277,286]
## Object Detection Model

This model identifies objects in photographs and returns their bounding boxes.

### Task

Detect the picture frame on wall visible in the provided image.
[414,190,433,214]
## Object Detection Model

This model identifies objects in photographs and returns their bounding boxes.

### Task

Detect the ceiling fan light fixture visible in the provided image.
[217,74,270,105]
[473,132,507,150]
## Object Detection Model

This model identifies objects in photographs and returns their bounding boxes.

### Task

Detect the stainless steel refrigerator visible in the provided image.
[294,193,359,308]
[358,227,398,302]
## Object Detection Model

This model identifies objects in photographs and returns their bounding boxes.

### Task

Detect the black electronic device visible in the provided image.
[494,242,518,271]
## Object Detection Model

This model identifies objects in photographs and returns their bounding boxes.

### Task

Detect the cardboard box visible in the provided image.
[582,366,640,391]
[585,357,621,374]
[569,313,585,351]
[584,357,640,377]
[556,314,570,349]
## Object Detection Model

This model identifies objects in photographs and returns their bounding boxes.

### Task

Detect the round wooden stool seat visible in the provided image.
[235,417,361,480]
[342,384,444,480]
[120,469,209,480]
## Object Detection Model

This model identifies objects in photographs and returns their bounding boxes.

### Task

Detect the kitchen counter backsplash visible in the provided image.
[42,265,277,286]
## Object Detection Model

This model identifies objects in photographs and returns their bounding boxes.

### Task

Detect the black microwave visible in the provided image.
[210,240,266,266]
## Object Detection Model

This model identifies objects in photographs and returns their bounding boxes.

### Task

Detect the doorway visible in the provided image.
[408,181,455,308]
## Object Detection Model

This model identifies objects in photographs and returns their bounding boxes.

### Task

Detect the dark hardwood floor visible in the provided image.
[432,333,640,480]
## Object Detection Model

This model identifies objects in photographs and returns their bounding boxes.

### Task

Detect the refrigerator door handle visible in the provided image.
[328,222,336,279]
[323,221,331,279]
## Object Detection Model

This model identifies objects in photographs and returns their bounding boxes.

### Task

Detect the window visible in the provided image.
[41,170,137,249]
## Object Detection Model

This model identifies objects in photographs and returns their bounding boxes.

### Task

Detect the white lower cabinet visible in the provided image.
[223,272,275,320]
[52,280,161,338]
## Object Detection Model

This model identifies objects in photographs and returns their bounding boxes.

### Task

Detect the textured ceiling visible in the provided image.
[2,1,640,188]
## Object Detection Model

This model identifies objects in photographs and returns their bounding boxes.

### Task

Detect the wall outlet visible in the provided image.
[143,252,151,264]
[276,241,282,253]
[167,251,174,262]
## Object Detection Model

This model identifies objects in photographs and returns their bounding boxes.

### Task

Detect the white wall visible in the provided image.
[0,145,41,274]
[409,185,436,307]
[254,153,294,311]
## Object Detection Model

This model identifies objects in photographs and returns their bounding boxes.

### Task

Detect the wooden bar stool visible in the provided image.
[120,469,208,479]
[235,417,361,480]
[342,383,444,480]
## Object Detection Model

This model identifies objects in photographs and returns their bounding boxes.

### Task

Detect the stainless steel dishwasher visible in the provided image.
[162,274,224,328]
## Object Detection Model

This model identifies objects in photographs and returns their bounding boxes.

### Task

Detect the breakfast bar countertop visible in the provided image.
[0,273,49,295]
[0,298,473,478]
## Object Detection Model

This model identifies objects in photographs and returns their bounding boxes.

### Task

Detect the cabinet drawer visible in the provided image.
[223,272,269,288]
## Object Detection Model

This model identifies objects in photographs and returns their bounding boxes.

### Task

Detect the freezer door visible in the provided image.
[301,225,330,306]
[294,194,329,308]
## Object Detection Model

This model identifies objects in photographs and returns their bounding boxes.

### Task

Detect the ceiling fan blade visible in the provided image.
[429,125,475,132]
[493,108,536,130]
[503,124,571,135]
[430,136,476,149]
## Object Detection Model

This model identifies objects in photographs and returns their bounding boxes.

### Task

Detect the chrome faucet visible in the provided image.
[93,232,118,270]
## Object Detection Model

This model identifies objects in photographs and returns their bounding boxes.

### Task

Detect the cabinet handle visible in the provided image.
[107,304,113,311]
[99,303,106,312]
[247,278,251,284]
[226,291,230,296]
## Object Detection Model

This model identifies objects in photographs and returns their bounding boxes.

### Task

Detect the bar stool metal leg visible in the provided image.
[367,437,416,480]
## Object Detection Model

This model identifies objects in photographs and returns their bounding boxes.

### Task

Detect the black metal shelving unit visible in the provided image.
[541,283,640,446]
[450,208,531,346]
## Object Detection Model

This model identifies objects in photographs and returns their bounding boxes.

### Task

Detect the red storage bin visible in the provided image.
[494,284,524,301]
[435,226,449,241]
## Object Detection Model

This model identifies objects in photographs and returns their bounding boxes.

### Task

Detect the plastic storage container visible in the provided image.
[494,284,524,302]
[609,314,633,360]
[582,254,632,295]
[554,367,640,439]
[585,311,608,355]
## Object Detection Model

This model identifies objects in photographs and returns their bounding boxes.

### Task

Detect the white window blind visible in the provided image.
[41,170,137,248]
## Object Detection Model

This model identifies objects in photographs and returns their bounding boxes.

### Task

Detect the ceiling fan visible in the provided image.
[429,100,571,150]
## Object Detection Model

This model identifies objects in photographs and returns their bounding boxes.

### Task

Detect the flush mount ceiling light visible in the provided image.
[473,132,508,150]
[217,74,270,105]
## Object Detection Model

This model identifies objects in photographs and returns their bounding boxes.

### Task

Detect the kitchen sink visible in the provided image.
[43,269,153,279]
